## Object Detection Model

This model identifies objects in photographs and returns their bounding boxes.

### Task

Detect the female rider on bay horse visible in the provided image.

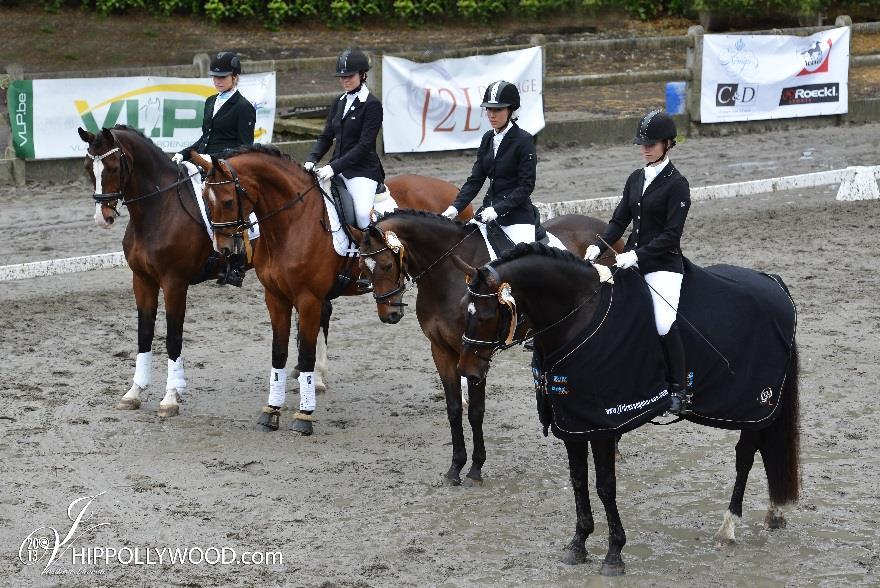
[175,51,256,287]
[586,110,691,414]
[442,80,538,245]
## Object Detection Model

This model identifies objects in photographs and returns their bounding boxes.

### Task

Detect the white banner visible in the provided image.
[381,47,544,153]
[7,73,275,159]
[700,27,850,123]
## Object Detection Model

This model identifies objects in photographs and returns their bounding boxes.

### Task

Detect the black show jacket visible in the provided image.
[595,163,691,274]
[451,122,537,226]
[307,91,385,184]
[181,91,256,157]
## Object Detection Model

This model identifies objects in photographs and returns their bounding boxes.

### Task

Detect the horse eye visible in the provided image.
[222,200,234,210]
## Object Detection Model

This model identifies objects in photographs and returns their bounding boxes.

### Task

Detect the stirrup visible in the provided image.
[218,266,245,288]
[667,385,691,415]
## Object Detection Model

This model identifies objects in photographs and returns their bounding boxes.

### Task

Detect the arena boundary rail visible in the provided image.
[2,166,877,281]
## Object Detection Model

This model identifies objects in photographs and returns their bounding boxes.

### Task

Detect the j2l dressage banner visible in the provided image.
[700,26,850,123]
[7,73,275,159]
[381,47,544,153]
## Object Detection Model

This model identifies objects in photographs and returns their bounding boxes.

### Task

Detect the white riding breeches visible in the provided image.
[644,270,683,336]
[340,175,378,229]
[501,223,536,244]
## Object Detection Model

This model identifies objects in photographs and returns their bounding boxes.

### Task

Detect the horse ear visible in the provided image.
[451,255,477,282]
[77,127,95,144]
[101,127,114,143]
[190,151,211,172]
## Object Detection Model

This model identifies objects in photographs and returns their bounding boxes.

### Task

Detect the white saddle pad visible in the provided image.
[469,219,566,261]
[321,179,398,257]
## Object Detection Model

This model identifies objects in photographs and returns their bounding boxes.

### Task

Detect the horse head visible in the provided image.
[79,127,130,228]
[195,152,254,260]
[455,256,518,381]
[359,223,409,324]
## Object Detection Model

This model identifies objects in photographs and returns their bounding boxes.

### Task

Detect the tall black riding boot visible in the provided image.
[190,251,227,285]
[660,321,689,414]
[217,253,245,288]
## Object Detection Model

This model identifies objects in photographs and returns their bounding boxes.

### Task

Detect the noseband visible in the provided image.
[461,266,520,357]
[360,227,408,307]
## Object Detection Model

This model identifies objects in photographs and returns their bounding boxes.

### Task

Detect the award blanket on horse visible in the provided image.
[533,259,797,440]
[533,268,671,441]
[677,259,797,430]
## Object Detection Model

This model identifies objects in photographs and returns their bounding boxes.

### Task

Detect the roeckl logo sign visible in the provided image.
[715,84,757,107]
[778,83,839,106]
[797,39,832,76]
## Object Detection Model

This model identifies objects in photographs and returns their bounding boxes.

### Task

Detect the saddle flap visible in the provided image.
[330,176,357,227]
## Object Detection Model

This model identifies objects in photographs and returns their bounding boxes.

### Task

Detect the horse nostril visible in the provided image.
[106,216,114,225]
[221,247,231,256]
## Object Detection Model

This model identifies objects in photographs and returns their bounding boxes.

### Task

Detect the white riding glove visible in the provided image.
[615,250,639,269]
[441,205,458,219]
[585,244,601,262]
[316,165,334,181]
[171,153,183,164]
[303,161,315,172]
[478,207,498,222]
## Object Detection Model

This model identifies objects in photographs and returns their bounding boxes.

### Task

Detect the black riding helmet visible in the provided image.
[210,52,242,77]
[481,80,521,112]
[335,49,370,76]
[633,110,677,147]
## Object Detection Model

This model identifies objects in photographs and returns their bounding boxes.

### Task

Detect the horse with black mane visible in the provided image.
[358,210,622,485]
[78,124,238,417]
[456,243,800,575]
[193,145,468,434]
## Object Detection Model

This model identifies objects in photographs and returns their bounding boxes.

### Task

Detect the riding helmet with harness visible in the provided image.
[481,80,521,112]
[210,51,242,76]
[335,49,370,76]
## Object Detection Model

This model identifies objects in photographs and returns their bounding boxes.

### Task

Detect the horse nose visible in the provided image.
[105,216,115,225]
[220,247,231,256]
[384,311,401,324]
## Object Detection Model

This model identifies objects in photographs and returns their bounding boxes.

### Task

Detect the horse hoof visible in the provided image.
[290,412,314,436]
[560,548,587,565]
[714,537,736,549]
[157,404,179,418]
[116,397,141,410]
[441,473,462,487]
[764,513,787,529]
[600,561,625,576]
[315,382,327,394]
[463,475,483,488]
[256,407,281,432]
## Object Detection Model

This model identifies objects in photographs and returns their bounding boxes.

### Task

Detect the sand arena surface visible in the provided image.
[1,124,878,586]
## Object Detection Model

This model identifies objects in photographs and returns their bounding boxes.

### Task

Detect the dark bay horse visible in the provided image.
[78,125,232,417]
[358,211,622,485]
[193,146,469,435]
[457,244,801,575]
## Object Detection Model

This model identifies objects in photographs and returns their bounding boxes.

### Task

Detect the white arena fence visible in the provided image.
[1,165,878,282]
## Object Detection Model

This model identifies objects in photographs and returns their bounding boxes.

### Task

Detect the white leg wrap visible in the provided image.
[268,367,286,407]
[298,372,316,412]
[460,376,469,409]
[133,352,152,389]
[166,357,186,391]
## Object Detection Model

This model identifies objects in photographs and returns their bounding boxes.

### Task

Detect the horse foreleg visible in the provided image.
[256,290,293,432]
[290,294,323,436]
[158,281,188,418]
[561,439,593,565]
[464,377,486,486]
[431,342,466,485]
[118,273,159,410]
[592,437,626,576]
[715,430,759,547]
[314,299,332,394]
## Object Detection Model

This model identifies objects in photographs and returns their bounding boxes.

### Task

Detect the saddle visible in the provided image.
[484,215,550,258]
[330,176,388,228]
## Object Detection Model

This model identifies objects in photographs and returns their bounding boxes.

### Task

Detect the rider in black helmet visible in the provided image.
[443,80,538,245]
[177,51,256,288]
[304,48,385,231]
[586,110,692,414]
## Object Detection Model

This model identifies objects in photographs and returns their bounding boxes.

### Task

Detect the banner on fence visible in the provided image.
[701,27,850,123]
[6,73,275,159]
[381,47,544,153]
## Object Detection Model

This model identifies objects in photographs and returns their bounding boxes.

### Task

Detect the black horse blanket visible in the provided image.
[534,259,797,441]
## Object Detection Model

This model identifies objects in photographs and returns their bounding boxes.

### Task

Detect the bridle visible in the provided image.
[203,157,317,256]
[360,224,478,307]
[87,132,200,215]
[461,264,608,360]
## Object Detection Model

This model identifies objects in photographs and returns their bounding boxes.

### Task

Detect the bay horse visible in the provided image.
[358,211,622,485]
[456,244,801,575]
[78,125,234,418]
[192,146,470,435]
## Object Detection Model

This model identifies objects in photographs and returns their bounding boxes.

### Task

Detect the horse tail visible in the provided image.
[758,340,801,506]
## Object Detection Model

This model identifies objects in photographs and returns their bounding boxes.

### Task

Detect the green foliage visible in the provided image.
[456,0,508,21]
[393,0,446,23]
